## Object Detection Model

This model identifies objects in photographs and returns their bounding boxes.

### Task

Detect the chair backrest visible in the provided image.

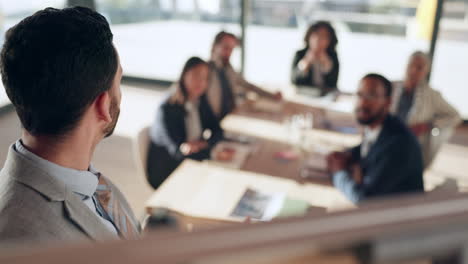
[131,126,154,216]
[134,126,151,175]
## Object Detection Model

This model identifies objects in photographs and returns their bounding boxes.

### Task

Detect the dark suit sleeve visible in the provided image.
[159,104,186,159]
[323,53,339,89]
[197,95,223,145]
[349,145,361,162]
[352,136,417,201]
[206,120,223,146]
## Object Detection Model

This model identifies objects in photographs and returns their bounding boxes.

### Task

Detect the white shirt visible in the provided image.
[184,100,203,142]
[361,126,382,158]
[312,60,332,87]
[14,140,118,236]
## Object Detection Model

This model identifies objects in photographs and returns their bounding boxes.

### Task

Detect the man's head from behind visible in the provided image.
[1,7,122,140]
[355,73,392,127]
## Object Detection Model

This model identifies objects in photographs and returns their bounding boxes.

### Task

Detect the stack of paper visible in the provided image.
[145,160,353,221]
[230,188,309,221]
[251,99,284,113]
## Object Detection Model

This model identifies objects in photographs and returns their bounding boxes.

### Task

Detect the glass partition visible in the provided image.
[431,0,468,118]
[96,0,241,81]
[245,0,430,93]
[0,0,66,108]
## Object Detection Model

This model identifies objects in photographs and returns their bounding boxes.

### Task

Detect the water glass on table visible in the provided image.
[284,113,314,152]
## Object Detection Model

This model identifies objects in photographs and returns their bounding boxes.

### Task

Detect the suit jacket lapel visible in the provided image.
[101,175,141,234]
[362,116,390,165]
[63,191,116,241]
[4,144,117,241]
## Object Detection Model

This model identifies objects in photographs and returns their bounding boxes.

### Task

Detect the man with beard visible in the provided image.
[206,31,282,120]
[0,7,140,246]
[326,73,424,203]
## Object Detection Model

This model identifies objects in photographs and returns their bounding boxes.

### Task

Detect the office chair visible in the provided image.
[132,126,155,226]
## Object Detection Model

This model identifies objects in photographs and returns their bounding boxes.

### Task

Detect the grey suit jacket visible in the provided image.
[390,81,462,167]
[0,144,139,248]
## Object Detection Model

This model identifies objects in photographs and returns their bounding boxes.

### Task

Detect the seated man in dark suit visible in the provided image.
[327,73,424,203]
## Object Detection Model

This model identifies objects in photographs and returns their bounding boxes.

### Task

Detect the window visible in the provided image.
[0,87,7,108]
[0,0,66,107]
[96,0,241,81]
[0,0,466,119]
[431,0,468,118]
[244,0,430,93]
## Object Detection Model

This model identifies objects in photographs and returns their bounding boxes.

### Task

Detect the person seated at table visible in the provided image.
[327,73,424,203]
[207,31,282,121]
[391,51,461,168]
[291,21,339,95]
[148,57,224,189]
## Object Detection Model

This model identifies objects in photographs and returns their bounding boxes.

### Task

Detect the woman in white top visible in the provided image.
[391,51,462,168]
[148,57,224,188]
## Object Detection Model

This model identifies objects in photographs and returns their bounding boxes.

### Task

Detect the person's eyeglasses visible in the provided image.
[356,93,386,101]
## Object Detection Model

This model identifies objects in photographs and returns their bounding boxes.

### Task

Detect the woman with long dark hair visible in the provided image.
[291,21,339,95]
[147,57,223,189]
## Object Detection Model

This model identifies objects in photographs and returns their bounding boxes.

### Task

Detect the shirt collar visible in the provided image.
[185,100,199,111]
[364,125,382,143]
[14,140,99,198]
[211,57,230,69]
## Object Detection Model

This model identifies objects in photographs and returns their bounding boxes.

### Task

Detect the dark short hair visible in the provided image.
[362,73,393,97]
[1,7,118,136]
[211,31,238,54]
[304,21,338,56]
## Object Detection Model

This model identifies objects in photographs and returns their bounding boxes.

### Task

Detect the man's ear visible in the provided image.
[94,91,112,123]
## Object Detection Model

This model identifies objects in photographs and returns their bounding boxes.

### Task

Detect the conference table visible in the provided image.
[216,95,361,184]
[146,93,362,231]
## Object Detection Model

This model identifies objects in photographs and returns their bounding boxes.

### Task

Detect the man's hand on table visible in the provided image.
[326,151,352,174]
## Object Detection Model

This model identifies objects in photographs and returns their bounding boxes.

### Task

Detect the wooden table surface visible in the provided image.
[239,134,331,186]
[222,98,361,184]
[234,99,359,132]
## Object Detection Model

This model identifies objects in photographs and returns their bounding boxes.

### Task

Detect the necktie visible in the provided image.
[217,67,235,119]
[95,175,139,239]
[396,90,415,122]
